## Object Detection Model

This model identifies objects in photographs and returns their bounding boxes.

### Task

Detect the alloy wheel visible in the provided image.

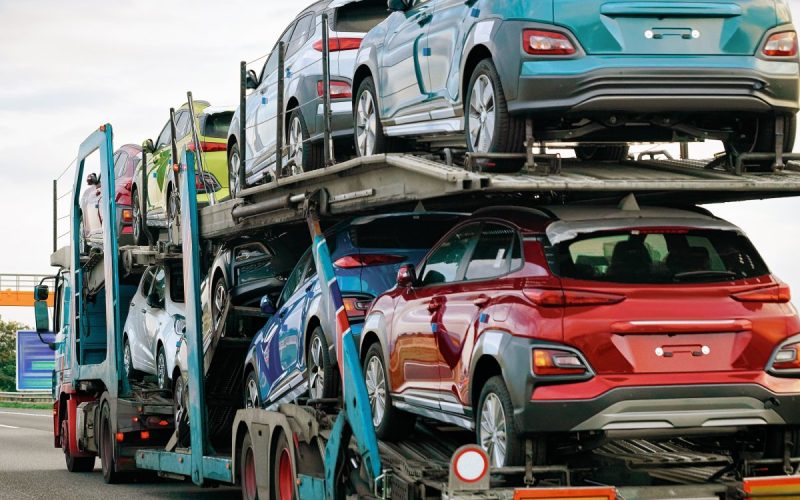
[212,279,226,331]
[132,197,141,243]
[356,90,377,156]
[468,74,496,153]
[288,115,304,176]
[479,393,507,467]
[123,341,132,380]
[308,336,325,400]
[229,149,241,197]
[157,350,167,390]
[246,376,259,409]
[365,355,386,427]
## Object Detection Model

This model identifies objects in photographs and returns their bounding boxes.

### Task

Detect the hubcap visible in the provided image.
[246,377,259,409]
[133,198,141,241]
[123,343,131,379]
[479,393,507,467]
[278,447,293,500]
[230,151,240,197]
[213,281,226,330]
[289,116,304,175]
[365,356,386,427]
[308,336,325,399]
[244,446,257,499]
[468,74,496,153]
[356,90,377,156]
[157,351,166,390]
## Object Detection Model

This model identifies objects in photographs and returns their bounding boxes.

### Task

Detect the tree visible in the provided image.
[0,317,29,392]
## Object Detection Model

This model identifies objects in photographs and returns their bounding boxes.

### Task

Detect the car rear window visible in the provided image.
[202,112,233,139]
[333,0,389,33]
[350,215,463,250]
[170,267,185,303]
[556,229,769,284]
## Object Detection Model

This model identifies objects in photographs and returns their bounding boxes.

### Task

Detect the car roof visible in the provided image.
[202,105,235,116]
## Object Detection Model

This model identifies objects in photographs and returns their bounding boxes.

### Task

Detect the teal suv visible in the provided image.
[352,0,799,163]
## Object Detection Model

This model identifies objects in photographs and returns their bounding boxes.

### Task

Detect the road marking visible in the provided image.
[0,410,50,418]
[0,424,20,429]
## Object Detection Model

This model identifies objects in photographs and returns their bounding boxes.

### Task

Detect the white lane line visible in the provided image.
[0,411,50,418]
[0,424,20,429]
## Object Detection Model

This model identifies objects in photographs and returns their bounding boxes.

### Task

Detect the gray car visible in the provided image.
[227,0,389,191]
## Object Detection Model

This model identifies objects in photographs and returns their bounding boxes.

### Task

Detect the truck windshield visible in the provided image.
[556,228,769,284]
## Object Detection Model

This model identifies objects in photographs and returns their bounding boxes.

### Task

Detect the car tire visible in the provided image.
[287,109,323,175]
[228,142,242,198]
[363,343,415,441]
[123,337,141,382]
[464,59,526,173]
[173,375,191,448]
[354,77,394,157]
[271,430,296,500]
[132,188,152,246]
[240,431,259,500]
[62,418,95,472]
[211,273,228,334]
[307,327,337,400]
[574,144,630,162]
[244,369,261,409]
[476,375,529,468]
[156,346,168,391]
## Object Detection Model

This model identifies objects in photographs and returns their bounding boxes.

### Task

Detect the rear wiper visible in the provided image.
[673,270,737,282]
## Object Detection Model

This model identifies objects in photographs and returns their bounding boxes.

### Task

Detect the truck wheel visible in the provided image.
[62,419,95,472]
[476,376,528,468]
[228,142,242,198]
[575,144,630,162]
[271,431,296,500]
[244,370,261,409]
[464,59,525,173]
[354,77,392,157]
[100,405,127,484]
[307,327,336,400]
[363,343,415,441]
[287,109,323,174]
[240,431,259,500]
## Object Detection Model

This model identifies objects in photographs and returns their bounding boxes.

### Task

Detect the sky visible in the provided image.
[0,0,799,324]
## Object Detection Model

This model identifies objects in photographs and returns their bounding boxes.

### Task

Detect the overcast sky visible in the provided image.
[1,1,799,324]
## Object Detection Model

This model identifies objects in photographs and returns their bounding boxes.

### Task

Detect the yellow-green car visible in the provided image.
[132,101,233,245]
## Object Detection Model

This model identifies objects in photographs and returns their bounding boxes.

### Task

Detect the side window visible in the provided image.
[235,243,274,286]
[279,251,311,306]
[155,121,171,149]
[114,152,129,178]
[261,25,296,82]
[140,268,155,298]
[421,224,480,286]
[465,224,520,281]
[287,15,314,57]
[153,267,166,306]
[175,111,191,139]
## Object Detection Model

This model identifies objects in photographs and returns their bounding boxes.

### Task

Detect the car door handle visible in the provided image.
[260,87,268,95]
[417,12,433,27]
[427,301,441,312]
[141,309,147,314]
[473,296,489,307]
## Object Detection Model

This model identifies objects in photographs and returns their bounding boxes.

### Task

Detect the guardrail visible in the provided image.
[0,391,53,404]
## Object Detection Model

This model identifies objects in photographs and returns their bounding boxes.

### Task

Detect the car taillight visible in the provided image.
[124,180,132,192]
[333,254,405,268]
[187,141,227,153]
[194,173,221,193]
[523,288,625,307]
[523,29,576,55]
[313,37,362,52]
[533,348,588,376]
[343,296,372,319]
[121,209,133,223]
[731,283,791,303]
[769,341,800,373]
[763,31,798,57]
[317,80,353,99]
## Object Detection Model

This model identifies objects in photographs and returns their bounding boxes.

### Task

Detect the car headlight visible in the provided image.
[174,316,186,336]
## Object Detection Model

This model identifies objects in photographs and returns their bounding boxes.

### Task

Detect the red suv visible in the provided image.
[359,203,800,468]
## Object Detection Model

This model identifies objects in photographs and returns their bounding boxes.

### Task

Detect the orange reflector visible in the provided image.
[115,432,124,443]
[514,487,616,500]
[140,431,150,440]
[744,475,800,498]
[121,209,133,222]
[173,164,180,173]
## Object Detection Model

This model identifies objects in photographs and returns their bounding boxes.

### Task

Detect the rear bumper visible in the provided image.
[518,384,800,434]
[508,57,800,115]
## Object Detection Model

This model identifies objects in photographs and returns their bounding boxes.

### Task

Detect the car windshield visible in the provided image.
[333,0,389,33]
[556,228,769,284]
[350,215,462,250]
[202,112,233,139]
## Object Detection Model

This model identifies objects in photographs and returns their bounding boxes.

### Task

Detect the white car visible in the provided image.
[122,264,186,390]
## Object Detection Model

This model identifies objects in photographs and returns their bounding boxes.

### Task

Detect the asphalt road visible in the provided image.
[0,408,240,499]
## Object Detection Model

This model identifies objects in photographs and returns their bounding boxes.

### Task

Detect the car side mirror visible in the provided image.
[397,264,417,288]
[260,295,276,316]
[142,139,156,154]
[387,0,411,11]
[245,69,259,90]
[86,173,98,186]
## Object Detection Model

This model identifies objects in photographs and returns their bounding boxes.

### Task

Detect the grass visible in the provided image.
[0,401,52,410]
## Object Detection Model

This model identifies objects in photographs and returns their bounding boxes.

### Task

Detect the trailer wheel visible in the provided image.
[240,431,259,500]
[363,343,416,441]
[271,431,296,500]
[100,404,127,484]
[62,419,95,472]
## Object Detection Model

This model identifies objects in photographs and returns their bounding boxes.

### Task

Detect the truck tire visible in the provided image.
[62,419,95,472]
[240,431,259,500]
[271,430,296,500]
[363,343,416,441]
[100,405,127,484]
[307,327,336,400]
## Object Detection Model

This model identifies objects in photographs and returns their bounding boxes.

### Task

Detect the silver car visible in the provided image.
[227,0,388,191]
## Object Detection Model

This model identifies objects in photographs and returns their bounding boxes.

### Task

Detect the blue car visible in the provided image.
[243,212,464,409]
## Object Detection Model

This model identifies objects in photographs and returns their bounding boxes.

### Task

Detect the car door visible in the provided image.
[389,223,479,405]
[436,223,522,403]
[128,267,155,371]
[425,0,469,106]
[377,0,436,121]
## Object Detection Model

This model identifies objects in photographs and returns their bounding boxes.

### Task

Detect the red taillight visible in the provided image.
[763,31,798,57]
[523,288,625,307]
[343,297,372,319]
[533,348,587,376]
[140,431,150,440]
[145,416,170,427]
[317,80,353,99]
[115,432,124,443]
[313,37,362,52]
[187,141,227,153]
[732,284,791,304]
[523,30,576,55]
[771,342,800,371]
[333,254,405,269]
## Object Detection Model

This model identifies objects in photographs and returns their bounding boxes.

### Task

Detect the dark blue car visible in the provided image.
[243,212,465,409]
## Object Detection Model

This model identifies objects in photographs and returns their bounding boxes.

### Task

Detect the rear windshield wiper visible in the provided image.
[673,270,737,282]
